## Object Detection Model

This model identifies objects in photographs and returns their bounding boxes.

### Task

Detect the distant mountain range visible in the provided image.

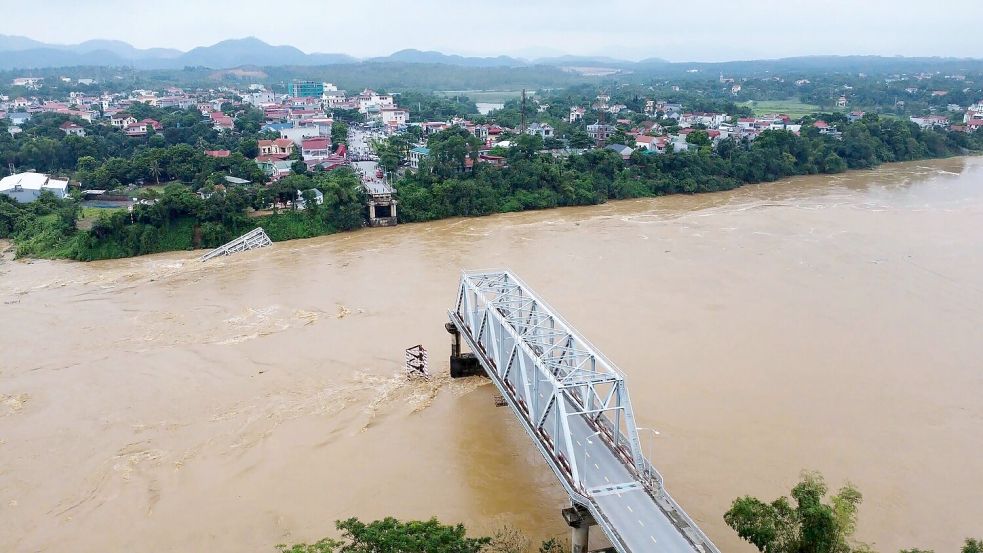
[1,35,981,76]
[0,35,649,71]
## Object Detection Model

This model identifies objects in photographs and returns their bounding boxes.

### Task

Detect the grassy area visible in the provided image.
[255,210,335,241]
[80,206,126,219]
[437,90,526,103]
[742,99,823,118]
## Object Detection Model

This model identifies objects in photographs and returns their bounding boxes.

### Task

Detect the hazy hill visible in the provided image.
[2,34,982,77]
[372,49,526,67]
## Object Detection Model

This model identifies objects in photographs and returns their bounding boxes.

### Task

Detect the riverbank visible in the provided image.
[5,144,978,261]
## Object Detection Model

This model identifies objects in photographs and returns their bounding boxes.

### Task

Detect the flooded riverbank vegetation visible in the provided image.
[277,490,982,553]
[1,113,980,260]
[725,472,982,553]
[393,114,981,221]
[0,169,366,260]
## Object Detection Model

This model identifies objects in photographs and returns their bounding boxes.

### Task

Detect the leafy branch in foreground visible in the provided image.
[277,517,570,553]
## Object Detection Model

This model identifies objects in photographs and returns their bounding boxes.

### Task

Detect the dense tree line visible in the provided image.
[393,114,980,223]
[0,169,365,260]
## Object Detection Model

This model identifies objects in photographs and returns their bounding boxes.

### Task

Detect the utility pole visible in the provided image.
[520,88,527,135]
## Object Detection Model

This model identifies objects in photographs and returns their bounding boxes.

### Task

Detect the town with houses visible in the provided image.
[3,73,983,227]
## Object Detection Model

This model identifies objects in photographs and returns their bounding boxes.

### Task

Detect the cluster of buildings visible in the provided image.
[241,82,419,180]
[0,79,421,183]
[0,85,207,137]
[906,101,983,132]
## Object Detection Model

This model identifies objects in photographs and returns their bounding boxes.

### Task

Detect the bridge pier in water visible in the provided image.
[444,322,483,378]
[563,505,598,553]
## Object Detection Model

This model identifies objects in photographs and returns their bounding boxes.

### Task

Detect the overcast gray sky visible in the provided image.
[4,0,983,61]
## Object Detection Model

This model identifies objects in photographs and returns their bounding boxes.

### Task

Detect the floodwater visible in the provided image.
[1,157,982,553]
[476,102,505,115]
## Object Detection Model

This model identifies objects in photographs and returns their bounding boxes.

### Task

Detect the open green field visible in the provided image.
[437,90,526,103]
[742,99,823,118]
[80,206,125,219]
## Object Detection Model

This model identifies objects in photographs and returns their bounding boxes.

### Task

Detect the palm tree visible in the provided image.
[148,159,162,186]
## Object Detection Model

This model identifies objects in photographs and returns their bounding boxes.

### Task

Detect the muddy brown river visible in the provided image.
[1,157,981,553]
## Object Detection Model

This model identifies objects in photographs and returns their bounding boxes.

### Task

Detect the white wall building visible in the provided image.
[380,107,409,127]
[280,125,320,146]
[0,172,70,203]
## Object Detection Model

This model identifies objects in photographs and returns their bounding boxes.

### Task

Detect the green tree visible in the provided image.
[336,517,489,553]
[277,539,341,553]
[724,471,865,553]
[686,130,711,147]
[538,538,565,553]
[481,526,529,553]
[148,158,162,186]
[331,121,349,150]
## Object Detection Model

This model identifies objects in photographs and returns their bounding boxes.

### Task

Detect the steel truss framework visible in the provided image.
[200,227,272,262]
[449,270,720,553]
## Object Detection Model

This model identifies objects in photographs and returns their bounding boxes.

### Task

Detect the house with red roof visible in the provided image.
[204,150,231,158]
[111,113,137,128]
[59,121,86,137]
[634,135,659,151]
[258,138,294,159]
[123,119,161,137]
[210,112,234,131]
[301,137,331,160]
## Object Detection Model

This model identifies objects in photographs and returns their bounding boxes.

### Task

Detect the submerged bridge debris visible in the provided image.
[199,227,272,262]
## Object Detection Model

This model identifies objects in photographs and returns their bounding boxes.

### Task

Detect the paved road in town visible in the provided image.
[348,128,393,195]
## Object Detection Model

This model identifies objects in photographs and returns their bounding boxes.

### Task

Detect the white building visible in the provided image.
[243,91,276,106]
[525,122,554,139]
[679,112,727,128]
[0,173,70,203]
[280,126,320,146]
[909,115,950,128]
[356,89,395,114]
[380,107,409,127]
[12,77,43,88]
[59,122,86,137]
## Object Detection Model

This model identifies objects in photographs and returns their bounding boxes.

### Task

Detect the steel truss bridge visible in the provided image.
[447,270,720,553]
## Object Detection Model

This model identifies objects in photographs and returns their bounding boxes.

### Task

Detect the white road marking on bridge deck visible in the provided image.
[650,536,658,544]
[627,505,633,513]
[638,519,645,527]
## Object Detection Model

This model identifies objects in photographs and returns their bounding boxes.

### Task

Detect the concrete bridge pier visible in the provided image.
[562,504,597,553]
[444,322,483,378]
